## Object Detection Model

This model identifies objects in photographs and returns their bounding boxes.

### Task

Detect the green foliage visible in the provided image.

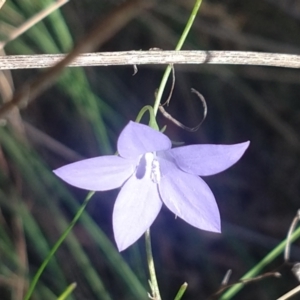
[1,0,300,299]
[0,1,145,299]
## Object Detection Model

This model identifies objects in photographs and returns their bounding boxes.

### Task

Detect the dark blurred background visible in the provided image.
[1,0,300,299]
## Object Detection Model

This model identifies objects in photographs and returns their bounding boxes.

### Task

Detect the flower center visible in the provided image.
[136,152,161,183]
[150,156,161,184]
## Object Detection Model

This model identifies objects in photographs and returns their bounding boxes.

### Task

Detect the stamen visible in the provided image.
[144,152,153,179]
[151,159,161,183]
[142,152,161,183]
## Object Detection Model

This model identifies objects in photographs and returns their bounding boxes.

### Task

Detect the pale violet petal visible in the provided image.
[159,156,220,232]
[113,175,162,251]
[169,141,250,176]
[53,156,136,191]
[117,121,171,159]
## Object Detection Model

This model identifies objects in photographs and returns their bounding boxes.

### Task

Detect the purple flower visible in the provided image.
[54,121,249,251]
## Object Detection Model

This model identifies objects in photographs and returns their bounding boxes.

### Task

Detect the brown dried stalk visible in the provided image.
[0,0,154,119]
[0,0,69,50]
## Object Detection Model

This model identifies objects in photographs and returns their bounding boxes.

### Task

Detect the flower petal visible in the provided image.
[159,155,220,232]
[53,156,136,191]
[117,121,171,159]
[169,141,250,176]
[113,175,162,251]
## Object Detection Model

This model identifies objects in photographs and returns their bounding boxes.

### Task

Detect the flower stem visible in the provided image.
[145,229,161,300]
[153,0,203,116]
[145,1,203,297]
[135,105,159,130]
[24,191,95,300]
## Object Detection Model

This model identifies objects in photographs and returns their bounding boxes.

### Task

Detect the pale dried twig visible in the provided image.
[0,0,5,10]
[0,0,69,50]
[221,270,232,286]
[277,285,300,300]
[208,271,281,299]
[284,209,300,262]
[0,51,300,70]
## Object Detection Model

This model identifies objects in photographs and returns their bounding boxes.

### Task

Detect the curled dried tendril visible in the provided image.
[159,88,207,132]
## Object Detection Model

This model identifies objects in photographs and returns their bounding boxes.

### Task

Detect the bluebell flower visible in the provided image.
[54,121,249,251]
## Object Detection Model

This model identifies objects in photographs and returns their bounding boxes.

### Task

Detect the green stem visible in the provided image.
[221,225,300,299]
[174,282,188,300]
[57,282,77,300]
[24,191,95,300]
[135,105,159,130]
[153,0,203,116]
[143,2,204,298]
[145,229,161,300]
